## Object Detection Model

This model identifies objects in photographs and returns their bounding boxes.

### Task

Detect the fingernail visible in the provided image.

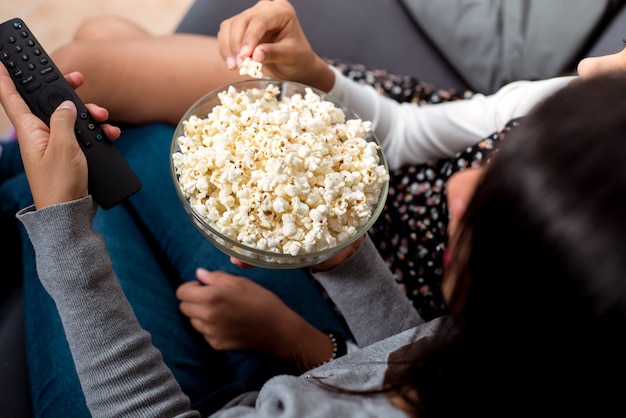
[196,267,211,285]
[225,56,236,69]
[254,50,265,63]
[58,100,75,110]
[239,44,250,57]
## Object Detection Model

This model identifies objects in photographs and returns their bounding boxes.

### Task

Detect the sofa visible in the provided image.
[2,0,625,416]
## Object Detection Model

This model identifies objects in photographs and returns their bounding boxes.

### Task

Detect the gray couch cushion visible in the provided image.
[585,1,626,57]
[400,0,622,93]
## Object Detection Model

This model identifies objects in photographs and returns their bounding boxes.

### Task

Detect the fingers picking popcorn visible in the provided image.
[239,57,264,79]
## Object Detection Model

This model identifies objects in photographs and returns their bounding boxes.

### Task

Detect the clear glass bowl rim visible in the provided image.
[170,79,389,268]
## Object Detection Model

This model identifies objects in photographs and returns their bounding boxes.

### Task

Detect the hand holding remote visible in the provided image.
[3,92,77,209]
[0,18,141,209]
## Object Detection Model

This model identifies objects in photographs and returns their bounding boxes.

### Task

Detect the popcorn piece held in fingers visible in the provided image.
[239,57,264,79]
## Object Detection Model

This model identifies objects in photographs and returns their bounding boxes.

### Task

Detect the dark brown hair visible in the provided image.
[407,73,626,417]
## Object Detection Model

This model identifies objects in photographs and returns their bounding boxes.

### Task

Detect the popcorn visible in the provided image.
[172,83,389,256]
[239,57,264,79]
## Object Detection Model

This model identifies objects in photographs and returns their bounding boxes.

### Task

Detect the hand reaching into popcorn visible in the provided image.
[218,0,336,92]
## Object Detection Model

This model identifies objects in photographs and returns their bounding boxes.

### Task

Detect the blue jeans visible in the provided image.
[1,125,349,417]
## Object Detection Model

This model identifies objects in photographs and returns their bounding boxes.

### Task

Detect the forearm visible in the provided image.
[312,235,423,347]
[272,312,339,371]
[301,55,336,93]
[17,197,198,418]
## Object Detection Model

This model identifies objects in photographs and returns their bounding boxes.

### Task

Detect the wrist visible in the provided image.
[304,57,335,92]
[271,312,332,371]
[283,321,348,371]
[309,330,348,370]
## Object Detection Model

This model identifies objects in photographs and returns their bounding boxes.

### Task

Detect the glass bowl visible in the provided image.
[170,79,389,268]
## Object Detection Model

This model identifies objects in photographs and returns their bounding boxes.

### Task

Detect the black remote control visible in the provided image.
[0,18,141,210]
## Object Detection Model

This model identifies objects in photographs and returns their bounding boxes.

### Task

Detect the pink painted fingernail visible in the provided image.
[225,56,236,69]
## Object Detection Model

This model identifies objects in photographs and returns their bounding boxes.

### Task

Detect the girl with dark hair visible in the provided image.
[399,73,626,416]
[4,1,626,415]
[3,36,626,416]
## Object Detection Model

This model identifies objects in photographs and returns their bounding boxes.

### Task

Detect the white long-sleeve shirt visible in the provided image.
[328,66,575,170]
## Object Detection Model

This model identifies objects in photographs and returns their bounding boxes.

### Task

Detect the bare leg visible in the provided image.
[52,16,248,125]
[71,15,153,41]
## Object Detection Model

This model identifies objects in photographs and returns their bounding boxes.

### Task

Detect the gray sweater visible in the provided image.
[18,196,443,417]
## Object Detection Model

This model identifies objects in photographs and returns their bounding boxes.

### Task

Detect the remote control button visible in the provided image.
[26,81,42,94]
[44,73,59,83]
[1,51,9,60]
[38,85,73,116]
[48,93,65,110]
[7,35,16,44]
[20,74,35,86]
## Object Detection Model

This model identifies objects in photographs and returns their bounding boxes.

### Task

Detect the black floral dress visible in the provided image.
[327,59,521,320]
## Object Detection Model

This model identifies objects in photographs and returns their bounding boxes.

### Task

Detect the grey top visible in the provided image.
[17,196,441,417]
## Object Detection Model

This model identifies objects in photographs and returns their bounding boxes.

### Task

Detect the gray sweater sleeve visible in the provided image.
[17,197,431,417]
[311,235,423,347]
[17,197,200,418]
